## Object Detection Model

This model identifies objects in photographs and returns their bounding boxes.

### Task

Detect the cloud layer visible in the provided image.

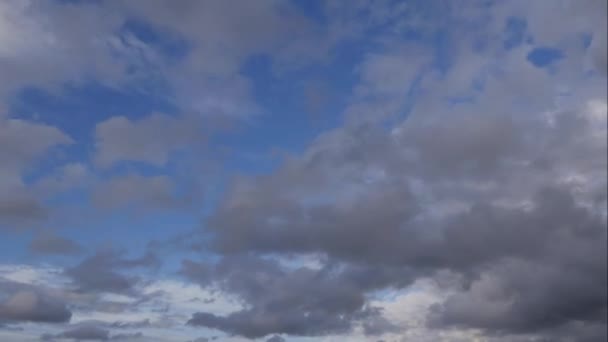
[0,0,605,341]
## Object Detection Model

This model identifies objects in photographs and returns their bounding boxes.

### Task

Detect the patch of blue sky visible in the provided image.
[217,44,363,176]
[291,0,327,25]
[60,211,199,268]
[503,16,529,50]
[13,83,177,179]
[527,47,565,67]
[0,234,30,263]
[121,18,191,66]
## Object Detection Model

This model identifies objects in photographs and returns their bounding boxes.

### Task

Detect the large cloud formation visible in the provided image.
[178,1,608,340]
[183,97,607,340]
[0,0,605,341]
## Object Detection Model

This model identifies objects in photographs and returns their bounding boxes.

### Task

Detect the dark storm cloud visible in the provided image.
[205,124,418,263]
[204,113,606,269]
[0,0,601,341]
[29,233,83,256]
[65,249,159,294]
[0,280,71,324]
[189,182,606,338]
[185,83,607,339]
[183,255,399,338]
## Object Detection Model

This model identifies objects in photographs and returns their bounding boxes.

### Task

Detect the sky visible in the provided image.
[0,0,606,341]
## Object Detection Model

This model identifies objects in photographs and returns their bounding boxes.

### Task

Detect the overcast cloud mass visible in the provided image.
[0,0,606,341]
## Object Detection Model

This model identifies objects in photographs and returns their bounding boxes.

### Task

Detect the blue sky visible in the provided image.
[0,1,606,341]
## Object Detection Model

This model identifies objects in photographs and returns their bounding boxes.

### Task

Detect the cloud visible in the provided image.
[184,22,607,337]
[94,113,205,168]
[109,332,144,341]
[0,1,605,341]
[91,173,184,211]
[0,0,137,98]
[0,287,71,324]
[65,249,159,294]
[186,338,209,342]
[0,193,47,227]
[41,322,147,341]
[118,0,312,71]
[42,325,110,341]
[0,114,71,228]
[29,233,83,256]
[183,255,401,338]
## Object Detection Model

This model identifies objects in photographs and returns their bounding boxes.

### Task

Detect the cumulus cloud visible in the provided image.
[184,255,400,338]
[94,113,205,168]
[178,3,607,336]
[0,0,144,99]
[0,290,71,324]
[0,113,71,228]
[0,0,605,341]
[0,279,72,325]
[65,249,159,294]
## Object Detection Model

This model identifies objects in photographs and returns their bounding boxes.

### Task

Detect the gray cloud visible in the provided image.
[0,193,47,227]
[186,338,209,342]
[186,60,606,339]
[29,233,83,256]
[65,249,159,294]
[0,1,604,341]
[0,284,71,324]
[0,0,123,98]
[91,173,184,211]
[40,319,151,341]
[109,332,144,341]
[42,328,146,342]
[184,255,399,338]
[94,113,205,168]
[42,325,110,341]
[0,114,71,228]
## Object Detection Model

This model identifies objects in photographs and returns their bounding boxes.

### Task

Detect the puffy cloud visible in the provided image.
[0,116,71,173]
[184,17,607,337]
[94,113,205,168]
[0,277,73,325]
[183,255,400,338]
[0,114,71,228]
[0,0,136,98]
[0,290,71,324]
[0,1,605,341]
[65,249,159,294]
